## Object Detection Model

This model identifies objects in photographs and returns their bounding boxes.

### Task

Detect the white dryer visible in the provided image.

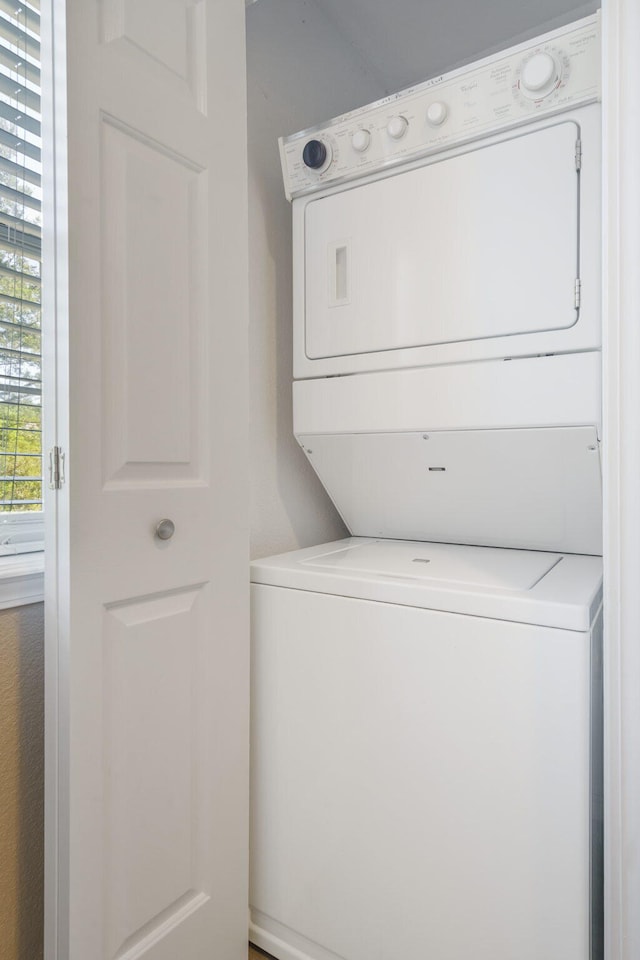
[281,15,601,380]
[249,538,603,960]
[280,14,602,556]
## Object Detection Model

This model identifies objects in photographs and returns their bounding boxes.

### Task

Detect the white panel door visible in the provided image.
[43,2,249,959]
[305,121,580,359]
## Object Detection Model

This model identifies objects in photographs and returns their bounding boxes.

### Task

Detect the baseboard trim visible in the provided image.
[249,920,314,960]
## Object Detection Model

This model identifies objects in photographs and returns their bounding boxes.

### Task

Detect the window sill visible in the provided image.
[0,553,44,610]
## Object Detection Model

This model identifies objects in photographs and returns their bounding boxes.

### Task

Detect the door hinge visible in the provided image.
[575,138,582,170]
[575,278,582,310]
[48,446,65,490]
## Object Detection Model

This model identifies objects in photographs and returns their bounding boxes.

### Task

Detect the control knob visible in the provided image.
[520,52,560,98]
[387,116,408,140]
[426,101,448,126]
[351,129,371,152]
[302,139,330,170]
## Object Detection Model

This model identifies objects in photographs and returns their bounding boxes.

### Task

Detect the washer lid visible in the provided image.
[299,540,560,591]
[250,538,603,632]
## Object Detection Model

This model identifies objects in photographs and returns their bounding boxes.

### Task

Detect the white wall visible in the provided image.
[246,0,385,560]
[311,0,598,94]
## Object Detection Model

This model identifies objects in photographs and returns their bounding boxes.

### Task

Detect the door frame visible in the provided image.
[42,0,70,956]
[602,2,640,959]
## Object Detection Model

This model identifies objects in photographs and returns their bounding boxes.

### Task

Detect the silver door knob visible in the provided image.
[155,519,175,541]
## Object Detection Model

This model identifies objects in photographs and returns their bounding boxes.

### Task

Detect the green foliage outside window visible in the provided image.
[0,3,42,513]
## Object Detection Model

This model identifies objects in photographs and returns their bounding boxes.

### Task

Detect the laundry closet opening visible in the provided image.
[246,2,602,960]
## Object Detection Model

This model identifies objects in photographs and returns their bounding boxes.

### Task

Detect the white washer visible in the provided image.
[250,538,603,960]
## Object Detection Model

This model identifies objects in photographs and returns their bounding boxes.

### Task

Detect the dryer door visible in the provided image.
[304,121,580,362]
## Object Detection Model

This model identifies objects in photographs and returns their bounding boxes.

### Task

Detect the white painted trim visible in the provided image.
[0,513,45,555]
[42,0,70,957]
[602,2,640,959]
[249,920,318,960]
[0,553,44,608]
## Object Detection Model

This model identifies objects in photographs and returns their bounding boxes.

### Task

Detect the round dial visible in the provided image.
[302,139,330,170]
[426,101,448,127]
[387,116,408,140]
[520,52,560,98]
[351,129,371,153]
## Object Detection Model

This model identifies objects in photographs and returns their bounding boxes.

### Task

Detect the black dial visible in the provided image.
[302,139,327,170]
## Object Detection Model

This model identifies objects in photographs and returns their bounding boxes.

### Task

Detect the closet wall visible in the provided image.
[0,603,44,960]
[246,0,385,559]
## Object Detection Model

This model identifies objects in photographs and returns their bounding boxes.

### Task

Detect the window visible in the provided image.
[0,1,43,557]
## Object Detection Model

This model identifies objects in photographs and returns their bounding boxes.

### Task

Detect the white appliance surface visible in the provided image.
[280,14,599,200]
[293,102,599,379]
[251,537,602,631]
[296,426,602,556]
[287,14,600,380]
[305,121,579,360]
[293,352,602,436]
[292,353,603,556]
[299,538,560,589]
[249,541,603,960]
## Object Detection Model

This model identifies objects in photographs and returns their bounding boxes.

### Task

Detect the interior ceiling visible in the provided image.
[311,0,599,94]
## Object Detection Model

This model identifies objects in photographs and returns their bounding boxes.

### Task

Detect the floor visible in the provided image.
[249,946,274,960]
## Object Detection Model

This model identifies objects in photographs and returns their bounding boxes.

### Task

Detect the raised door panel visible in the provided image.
[101,0,206,111]
[104,586,209,960]
[100,117,207,486]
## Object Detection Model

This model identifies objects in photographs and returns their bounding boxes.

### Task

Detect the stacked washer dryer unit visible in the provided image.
[251,15,603,960]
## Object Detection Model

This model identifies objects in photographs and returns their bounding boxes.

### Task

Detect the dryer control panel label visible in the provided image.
[279,13,600,200]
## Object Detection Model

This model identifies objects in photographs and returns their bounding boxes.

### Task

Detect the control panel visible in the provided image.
[279,14,599,200]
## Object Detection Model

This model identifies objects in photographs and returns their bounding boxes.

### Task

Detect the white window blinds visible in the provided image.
[0,1,42,550]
